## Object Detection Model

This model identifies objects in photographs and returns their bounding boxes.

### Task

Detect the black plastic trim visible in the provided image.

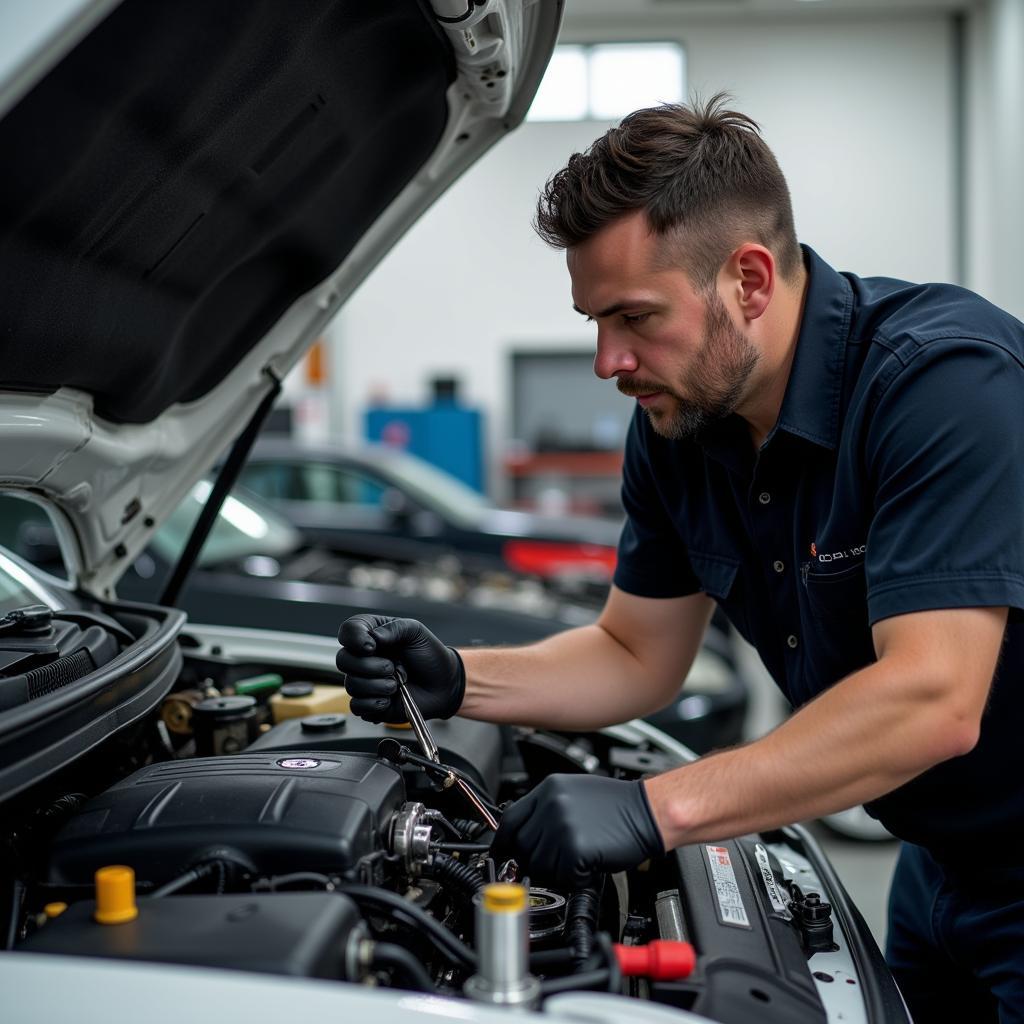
[0,604,185,803]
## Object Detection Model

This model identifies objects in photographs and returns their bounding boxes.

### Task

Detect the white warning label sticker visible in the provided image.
[754,843,791,917]
[705,845,751,928]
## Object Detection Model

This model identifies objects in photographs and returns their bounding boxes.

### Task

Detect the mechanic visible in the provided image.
[336,95,1024,1021]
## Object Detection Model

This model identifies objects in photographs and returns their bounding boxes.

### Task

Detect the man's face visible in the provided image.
[568,211,760,441]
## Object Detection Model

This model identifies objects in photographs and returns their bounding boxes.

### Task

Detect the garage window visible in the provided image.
[527,42,685,122]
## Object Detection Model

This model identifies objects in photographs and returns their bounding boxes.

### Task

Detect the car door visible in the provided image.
[240,459,448,564]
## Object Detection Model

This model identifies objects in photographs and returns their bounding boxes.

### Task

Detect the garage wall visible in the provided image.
[964,0,1024,321]
[326,12,956,499]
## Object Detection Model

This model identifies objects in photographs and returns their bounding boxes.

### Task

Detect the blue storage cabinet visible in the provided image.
[365,405,485,493]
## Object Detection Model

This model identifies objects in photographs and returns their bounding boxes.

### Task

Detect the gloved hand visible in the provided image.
[491,774,665,887]
[336,614,465,723]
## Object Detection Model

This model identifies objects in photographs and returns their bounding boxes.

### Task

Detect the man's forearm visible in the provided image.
[457,587,713,730]
[458,623,679,730]
[644,652,981,849]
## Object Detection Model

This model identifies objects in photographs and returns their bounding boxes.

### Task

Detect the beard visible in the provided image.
[618,291,760,441]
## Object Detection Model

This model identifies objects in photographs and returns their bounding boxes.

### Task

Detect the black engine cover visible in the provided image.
[248,712,505,793]
[47,751,404,885]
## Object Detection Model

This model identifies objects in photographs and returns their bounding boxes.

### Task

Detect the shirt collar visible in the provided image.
[772,244,853,451]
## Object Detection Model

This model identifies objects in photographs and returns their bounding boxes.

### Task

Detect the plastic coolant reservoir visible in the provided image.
[270,682,350,723]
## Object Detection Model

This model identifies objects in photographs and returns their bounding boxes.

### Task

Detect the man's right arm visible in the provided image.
[457,584,715,730]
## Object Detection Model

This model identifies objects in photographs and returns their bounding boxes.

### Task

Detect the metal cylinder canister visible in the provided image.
[192,695,258,756]
[464,882,540,1008]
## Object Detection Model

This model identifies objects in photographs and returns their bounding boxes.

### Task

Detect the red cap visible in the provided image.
[614,940,696,981]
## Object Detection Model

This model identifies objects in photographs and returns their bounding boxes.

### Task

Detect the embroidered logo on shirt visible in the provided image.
[810,540,866,563]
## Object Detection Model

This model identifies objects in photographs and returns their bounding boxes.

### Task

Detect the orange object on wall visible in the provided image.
[306,339,327,386]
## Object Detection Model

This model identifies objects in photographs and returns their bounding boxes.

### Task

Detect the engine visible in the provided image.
[45,751,408,885]
[5,638,904,1023]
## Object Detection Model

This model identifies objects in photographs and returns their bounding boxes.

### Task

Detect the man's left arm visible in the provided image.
[645,603,1007,848]
[491,605,1007,883]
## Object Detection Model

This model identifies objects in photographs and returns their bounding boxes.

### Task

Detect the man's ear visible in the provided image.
[723,243,775,322]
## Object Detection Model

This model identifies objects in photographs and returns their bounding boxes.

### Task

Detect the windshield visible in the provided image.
[378,449,492,528]
[150,482,302,567]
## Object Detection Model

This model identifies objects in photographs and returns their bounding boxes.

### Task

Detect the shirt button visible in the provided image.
[758,492,771,505]
[773,560,785,574]
[786,634,799,649]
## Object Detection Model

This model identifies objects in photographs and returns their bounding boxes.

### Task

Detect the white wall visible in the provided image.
[326,12,956,498]
[965,0,1024,320]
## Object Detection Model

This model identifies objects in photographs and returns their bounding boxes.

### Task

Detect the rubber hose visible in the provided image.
[530,947,577,970]
[595,931,622,993]
[3,879,25,950]
[422,812,463,839]
[438,842,490,854]
[336,884,477,970]
[263,872,334,890]
[426,853,484,896]
[567,886,601,967]
[452,818,489,841]
[370,942,437,992]
[37,794,87,823]
[149,860,227,899]
[539,968,611,997]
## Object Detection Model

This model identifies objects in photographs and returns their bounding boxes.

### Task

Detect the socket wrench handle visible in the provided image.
[395,665,441,764]
[394,665,506,844]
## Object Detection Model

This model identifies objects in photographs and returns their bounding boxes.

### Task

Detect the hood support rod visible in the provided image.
[160,369,282,607]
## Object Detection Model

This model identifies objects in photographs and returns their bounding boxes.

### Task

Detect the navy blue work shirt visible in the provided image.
[614,245,1024,863]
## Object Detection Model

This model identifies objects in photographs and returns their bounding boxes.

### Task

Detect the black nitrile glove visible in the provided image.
[336,614,465,723]
[491,774,665,887]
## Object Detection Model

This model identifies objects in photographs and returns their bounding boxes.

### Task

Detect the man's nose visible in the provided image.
[593,327,638,380]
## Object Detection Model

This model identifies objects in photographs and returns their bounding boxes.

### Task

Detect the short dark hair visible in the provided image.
[534,94,801,289]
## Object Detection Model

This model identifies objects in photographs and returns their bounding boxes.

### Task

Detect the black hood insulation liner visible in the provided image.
[0,0,454,423]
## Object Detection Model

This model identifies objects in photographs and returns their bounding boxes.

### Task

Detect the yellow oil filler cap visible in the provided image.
[94,865,139,924]
[482,882,527,914]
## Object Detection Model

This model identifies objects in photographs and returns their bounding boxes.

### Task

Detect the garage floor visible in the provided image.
[735,635,901,948]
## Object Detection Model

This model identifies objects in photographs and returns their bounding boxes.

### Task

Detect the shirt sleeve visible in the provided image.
[612,409,702,599]
[864,338,1024,624]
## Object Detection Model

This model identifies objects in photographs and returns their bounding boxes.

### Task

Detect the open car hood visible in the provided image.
[0,0,560,598]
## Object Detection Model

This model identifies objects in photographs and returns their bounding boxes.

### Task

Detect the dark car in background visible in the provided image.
[0,487,748,754]
[238,438,620,598]
[0,487,588,647]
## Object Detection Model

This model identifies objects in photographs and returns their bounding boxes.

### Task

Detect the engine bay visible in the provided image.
[0,605,904,1023]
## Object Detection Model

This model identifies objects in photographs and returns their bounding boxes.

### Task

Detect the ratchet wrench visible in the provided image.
[395,664,440,764]
[394,665,501,833]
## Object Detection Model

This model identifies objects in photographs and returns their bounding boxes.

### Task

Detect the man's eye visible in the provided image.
[623,312,650,325]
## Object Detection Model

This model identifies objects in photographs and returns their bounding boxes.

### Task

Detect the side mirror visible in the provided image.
[382,487,412,526]
[381,488,442,537]
[410,509,444,537]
